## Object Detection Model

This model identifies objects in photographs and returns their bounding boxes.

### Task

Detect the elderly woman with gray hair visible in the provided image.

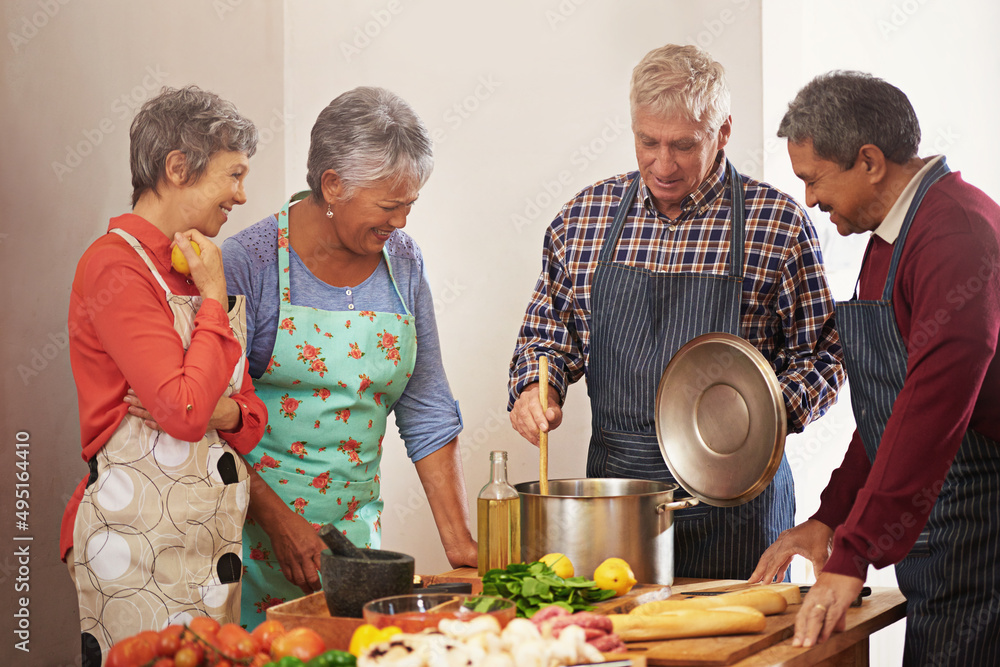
[61,86,265,665]
[223,86,477,626]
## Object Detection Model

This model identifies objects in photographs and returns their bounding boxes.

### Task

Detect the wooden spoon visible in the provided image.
[539,356,549,495]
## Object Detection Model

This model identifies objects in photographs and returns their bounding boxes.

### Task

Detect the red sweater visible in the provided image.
[813,171,1000,579]
[60,214,266,560]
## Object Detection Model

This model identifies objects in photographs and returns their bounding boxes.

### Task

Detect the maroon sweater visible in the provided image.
[813,171,1000,579]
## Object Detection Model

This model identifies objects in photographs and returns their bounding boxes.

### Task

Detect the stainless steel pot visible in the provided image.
[515,478,698,585]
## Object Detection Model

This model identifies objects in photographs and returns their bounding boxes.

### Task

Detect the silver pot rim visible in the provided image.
[514,477,681,499]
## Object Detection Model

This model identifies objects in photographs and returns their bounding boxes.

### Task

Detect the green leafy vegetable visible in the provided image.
[480,561,617,618]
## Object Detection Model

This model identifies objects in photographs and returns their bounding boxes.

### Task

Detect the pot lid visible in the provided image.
[654,332,786,507]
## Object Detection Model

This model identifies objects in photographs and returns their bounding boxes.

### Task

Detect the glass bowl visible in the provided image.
[362,593,516,633]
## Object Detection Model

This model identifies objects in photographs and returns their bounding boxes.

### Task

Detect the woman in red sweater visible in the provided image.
[60,86,266,667]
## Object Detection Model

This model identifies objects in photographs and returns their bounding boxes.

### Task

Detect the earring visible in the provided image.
[326,203,333,218]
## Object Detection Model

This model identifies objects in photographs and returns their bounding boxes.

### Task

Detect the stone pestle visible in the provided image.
[317,523,415,618]
[319,523,369,559]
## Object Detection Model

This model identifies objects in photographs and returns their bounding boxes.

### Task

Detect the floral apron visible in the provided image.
[73,228,250,667]
[240,192,416,627]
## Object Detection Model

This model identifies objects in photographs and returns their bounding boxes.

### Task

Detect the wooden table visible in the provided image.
[434,568,906,666]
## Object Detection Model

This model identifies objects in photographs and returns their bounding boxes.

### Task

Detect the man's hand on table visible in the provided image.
[793,572,864,648]
[749,519,833,584]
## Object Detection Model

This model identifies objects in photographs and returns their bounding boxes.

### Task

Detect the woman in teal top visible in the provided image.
[223,87,477,626]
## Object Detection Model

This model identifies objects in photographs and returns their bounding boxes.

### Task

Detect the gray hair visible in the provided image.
[129,86,258,207]
[306,86,433,201]
[778,71,921,169]
[630,44,731,133]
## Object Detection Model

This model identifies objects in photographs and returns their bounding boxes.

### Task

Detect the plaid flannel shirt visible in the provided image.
[509,155,844,433]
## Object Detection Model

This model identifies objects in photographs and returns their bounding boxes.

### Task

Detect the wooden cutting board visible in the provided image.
[593,580,798,666]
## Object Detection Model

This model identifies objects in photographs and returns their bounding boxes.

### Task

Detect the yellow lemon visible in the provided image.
[539,552,575,578]
[170,240,201,275]
[594,557,637,596]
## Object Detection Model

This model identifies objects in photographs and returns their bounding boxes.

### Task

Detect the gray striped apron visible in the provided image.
[836,158,1000,666]
[587,161,795,580]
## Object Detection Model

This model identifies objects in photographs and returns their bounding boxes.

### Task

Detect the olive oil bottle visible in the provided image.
[477,450,521,575]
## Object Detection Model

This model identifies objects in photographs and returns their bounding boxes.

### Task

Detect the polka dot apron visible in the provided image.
[239,192,416,627]
[73,228,250,666]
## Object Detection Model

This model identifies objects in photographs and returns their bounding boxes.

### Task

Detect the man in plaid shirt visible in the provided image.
[508,44,844,579]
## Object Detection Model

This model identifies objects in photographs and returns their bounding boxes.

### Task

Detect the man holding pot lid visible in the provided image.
[751,72,1000,663]
[508,44,845,581]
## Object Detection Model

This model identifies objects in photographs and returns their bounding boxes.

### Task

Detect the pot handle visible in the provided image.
[656,497,700,513]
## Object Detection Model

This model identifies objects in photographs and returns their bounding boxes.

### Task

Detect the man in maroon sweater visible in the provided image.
[751,71,1000,665]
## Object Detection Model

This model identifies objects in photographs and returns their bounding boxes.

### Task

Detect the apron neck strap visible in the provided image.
[275,190,311,283]
[599,161,746,279]
[109,228,173,296]
[879,158,951,300]
[726,160,746,279]
[598,177,642,263]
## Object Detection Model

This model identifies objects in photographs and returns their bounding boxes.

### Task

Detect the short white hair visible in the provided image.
[630,44,731,132]
[306,87,433,201]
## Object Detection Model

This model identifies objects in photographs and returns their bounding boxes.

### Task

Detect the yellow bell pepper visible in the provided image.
[348,623,403,656]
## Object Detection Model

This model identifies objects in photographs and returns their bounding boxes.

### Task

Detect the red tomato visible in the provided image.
[251,620,286,654]
[151,659,175,667]
[158,625,186,657]
[215,623,260,659]
[188,616,221,641]
[270,627,326,661]
[106,632,159,667]
[248,652,272,667]
[174,645,203,667]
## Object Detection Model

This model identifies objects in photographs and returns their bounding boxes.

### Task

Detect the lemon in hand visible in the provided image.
[539,552,575,578]
[170,240,201,275]
[594,557,637,596]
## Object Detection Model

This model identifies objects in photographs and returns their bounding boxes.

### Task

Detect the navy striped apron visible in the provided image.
[587,161,795,580]
[836,158,1000,666]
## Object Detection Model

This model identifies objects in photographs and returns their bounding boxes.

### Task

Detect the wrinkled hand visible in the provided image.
[124,390,239,432]
[268,513,327,594]
[793,572,863,648]
[174,230,227,305]
[510,382,563,447]
[444,537,479,569]
[749,519,833,584]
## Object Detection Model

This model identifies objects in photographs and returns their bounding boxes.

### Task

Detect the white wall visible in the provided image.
[3,1,997,665]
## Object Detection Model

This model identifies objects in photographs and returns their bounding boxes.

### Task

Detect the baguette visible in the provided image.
[631,588,787,616]
[763,583,802,605]
[610,605,766,641]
